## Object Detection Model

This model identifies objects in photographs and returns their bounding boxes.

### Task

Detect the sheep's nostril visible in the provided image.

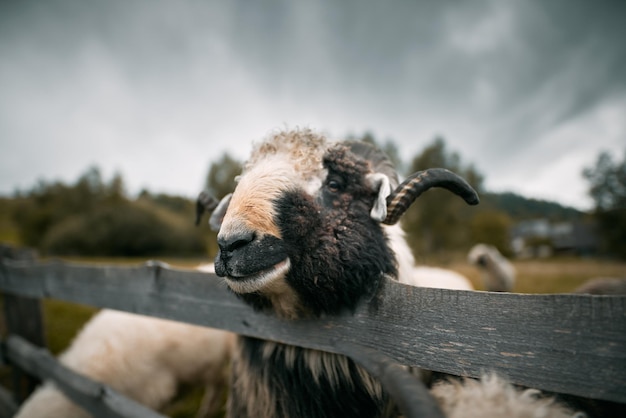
[217,230,256,253]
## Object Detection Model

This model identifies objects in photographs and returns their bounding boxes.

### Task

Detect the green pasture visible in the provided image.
[1,256,625,417]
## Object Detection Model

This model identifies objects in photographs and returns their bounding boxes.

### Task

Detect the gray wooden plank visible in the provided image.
[0,259,624,404]
[2,294,45,403]
[0,246,44,403]
[3,335,166,418]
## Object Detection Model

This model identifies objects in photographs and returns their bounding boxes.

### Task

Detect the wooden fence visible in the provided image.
[0,252,625,416]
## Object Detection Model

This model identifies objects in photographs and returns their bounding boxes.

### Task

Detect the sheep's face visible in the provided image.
[214,131,397,318]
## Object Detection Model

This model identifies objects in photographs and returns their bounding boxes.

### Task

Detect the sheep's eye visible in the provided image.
[326,178,344,193]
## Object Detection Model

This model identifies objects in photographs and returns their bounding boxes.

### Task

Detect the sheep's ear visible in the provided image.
[365,173,391,222]
[195,191,219,226]
[209,193,232,232]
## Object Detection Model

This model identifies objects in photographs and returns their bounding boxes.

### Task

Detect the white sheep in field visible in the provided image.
[196,128,580,418]
[468,243,516,292]
[14,309,234,418]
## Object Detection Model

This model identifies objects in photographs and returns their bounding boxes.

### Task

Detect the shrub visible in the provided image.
[42,201,207,256]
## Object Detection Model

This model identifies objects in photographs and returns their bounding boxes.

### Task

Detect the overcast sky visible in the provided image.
[1,0,625,211]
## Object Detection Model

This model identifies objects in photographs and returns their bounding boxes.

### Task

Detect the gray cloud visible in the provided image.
[1,0,624,209]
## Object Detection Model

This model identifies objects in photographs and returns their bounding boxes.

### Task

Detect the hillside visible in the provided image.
[479,191,584,221]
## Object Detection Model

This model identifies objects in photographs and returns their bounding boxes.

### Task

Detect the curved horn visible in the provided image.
[382,168,479,225]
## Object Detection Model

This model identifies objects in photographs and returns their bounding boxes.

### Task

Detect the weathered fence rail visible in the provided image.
[1,258,625,415]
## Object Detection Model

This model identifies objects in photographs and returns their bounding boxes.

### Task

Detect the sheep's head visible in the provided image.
[201,129,478,318]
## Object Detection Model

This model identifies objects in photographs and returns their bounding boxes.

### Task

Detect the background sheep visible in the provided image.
[199,128,579,418]
[572,277,626,295]
[468,243,516,292]
[14,309,234,418]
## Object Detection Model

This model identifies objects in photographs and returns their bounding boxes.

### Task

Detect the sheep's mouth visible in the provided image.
[215,232,291,293]
[224,258,291,294]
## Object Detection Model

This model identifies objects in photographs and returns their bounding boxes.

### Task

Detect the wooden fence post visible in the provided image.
[1,244,45,403]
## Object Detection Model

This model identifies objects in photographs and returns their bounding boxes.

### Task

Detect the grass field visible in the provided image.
[1,255,624,416]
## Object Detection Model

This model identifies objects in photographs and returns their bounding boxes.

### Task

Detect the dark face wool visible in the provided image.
[268,145,397,317]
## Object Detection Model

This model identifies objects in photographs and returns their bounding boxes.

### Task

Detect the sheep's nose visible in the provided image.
[217,230,256,253]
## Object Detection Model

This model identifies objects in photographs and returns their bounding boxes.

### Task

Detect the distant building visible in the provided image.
[551,220,599,255]
[510,218,599,258]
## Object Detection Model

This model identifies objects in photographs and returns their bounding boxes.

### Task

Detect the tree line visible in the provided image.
[2,167,209,257]
[1,135,624,259]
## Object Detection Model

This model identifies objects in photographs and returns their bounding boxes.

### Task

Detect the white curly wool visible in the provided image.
[431,374,584,418]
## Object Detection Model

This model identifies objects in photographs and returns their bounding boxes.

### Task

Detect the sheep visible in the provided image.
[14,309,234,418]
[197,128,579,418]
[468,243,516,292]
[572,277,626,295]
